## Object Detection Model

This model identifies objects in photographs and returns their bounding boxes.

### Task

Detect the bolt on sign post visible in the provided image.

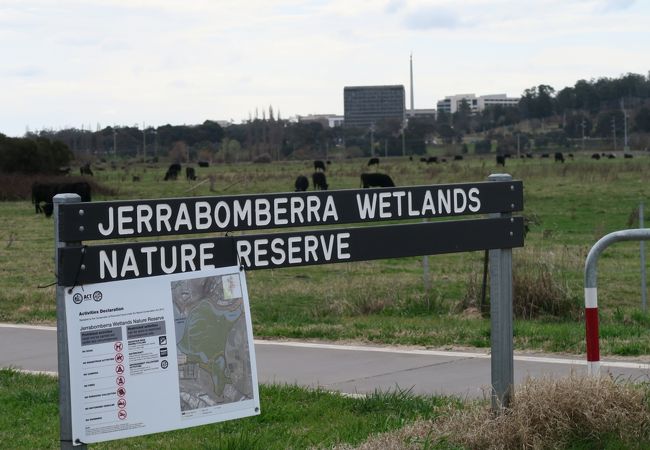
[55,176,524,446]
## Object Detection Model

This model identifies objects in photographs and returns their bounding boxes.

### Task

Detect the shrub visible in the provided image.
[342,376,650,449]
[252,153,272,163]
[462,248,581,320]
[0,135,73,174]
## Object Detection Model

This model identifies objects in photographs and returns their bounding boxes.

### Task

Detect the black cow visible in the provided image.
[198,161,210,167]
[80,163,94,176]
[540,153,550,158]
[554,152,565,163]
[312,172,328,190]
[454,155,463,161]
[186,167,196,181]
[367,157,380,167]
[526,153,533,159]
[294,175,308,192]
[32,182,92,217]
[591,153,601,160]
[568,153,574,159]
[164,163,181,181]
[624,153,634,159]
[314,160,326,172]
[360,173,394,188]
[419,157,427,162]
[427,156,438,164]
[607,153,616,159]
[496,155,506,167]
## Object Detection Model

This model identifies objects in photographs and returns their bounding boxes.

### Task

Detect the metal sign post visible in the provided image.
[488,174,514,410]
[54,194,86,450]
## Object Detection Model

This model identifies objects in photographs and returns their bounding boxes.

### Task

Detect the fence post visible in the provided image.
[488,173,514,411]
[54,193,86,450]
[641,203,647,312]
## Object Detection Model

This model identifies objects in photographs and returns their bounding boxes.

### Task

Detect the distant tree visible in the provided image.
[453,99,472,133]
[520,84,556,119]
[169,141,189,163]
[634,107,650,132]
[594,111,624,138]
[0,135,73,174]
[564,113,593,138]
[474,139,492,154]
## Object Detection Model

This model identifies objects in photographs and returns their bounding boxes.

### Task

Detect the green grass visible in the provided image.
[0,369,454,449]
[2,155,650,356]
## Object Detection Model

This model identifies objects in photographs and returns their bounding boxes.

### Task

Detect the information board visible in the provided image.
[64,266,259,445]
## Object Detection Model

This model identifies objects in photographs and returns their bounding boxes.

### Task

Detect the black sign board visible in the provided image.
[58,217,524,285]
[58,181,523,241]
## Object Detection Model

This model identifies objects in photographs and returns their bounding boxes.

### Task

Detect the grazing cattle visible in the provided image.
[554,152,565,163]
[314,160,326,172]
[360,173,395,188]
[132,175,141,182]
[80,163,94,176]
[440,158,447,163]
[58,167,71,175]
[419,157,427,162]
[607,153,616,159]
[568,153,574,159]
[198,161,210,168]
[409,155,413,161]
[591,153,601,160]
[164,163,181,181]
[186,167,197,181]
[294,175,309,192]
[426,156,438,164]
[32,182,92,217]
[367,157,380,167]
[312,172,328,190]
[526,153,533,159]
[454,155,463,161]
[326,160,332,165]
[540,153,550,158]
[624,153,634,159]
[496,155,506,167]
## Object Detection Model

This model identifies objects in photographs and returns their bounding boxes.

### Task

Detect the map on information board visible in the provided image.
[172,273,254,416]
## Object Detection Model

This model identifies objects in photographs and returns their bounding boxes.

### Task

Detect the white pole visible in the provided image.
[641,203,647,312]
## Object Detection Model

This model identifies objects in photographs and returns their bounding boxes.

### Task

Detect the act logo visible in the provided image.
[72,291,103,304]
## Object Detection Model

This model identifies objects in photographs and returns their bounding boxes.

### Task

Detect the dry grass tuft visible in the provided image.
[335,376,650,450]
[512,248,581,319]
[461,247,581,319]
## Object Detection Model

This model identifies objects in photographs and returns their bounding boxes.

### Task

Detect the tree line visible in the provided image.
[4,72,650,171]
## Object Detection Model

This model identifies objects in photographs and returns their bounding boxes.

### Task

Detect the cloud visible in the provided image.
[3,66,44,78]
[403,6,461,30]
[596,0,636,12]
[384,0,406,14]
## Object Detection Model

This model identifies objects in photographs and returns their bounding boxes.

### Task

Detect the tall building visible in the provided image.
[436,93,519,114]
[344,85,405,129]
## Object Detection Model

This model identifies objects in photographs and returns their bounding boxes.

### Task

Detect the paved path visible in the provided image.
[2,324,650,399]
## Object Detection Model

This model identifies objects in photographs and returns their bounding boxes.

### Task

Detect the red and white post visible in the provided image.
[584,287,600,376]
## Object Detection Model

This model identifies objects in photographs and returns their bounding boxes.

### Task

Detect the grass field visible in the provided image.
[2,153,650,356]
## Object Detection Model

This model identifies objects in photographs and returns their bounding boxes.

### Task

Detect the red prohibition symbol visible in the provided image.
[114,342,123,352]
[115,364,124,374]
[117,387,126,397]
[116,376,125,386]
[118,410,127,420]
[117,398,127,409]
[114,353,124,364]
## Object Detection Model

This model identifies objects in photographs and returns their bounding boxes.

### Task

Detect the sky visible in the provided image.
[1,0,648,137]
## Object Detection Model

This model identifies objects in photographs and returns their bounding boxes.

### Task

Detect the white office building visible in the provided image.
[436,93,519,114]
